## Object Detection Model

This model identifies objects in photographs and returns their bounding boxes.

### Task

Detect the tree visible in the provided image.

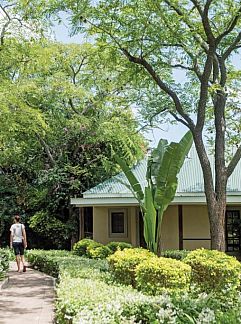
[116,131,193,254]
[21,0,241,251]
[0,7,146,248]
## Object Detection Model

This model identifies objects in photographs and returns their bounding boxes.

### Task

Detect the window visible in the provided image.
[226,210,241,252]
[109,209,128,237]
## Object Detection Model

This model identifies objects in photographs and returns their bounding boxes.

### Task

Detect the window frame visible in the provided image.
[108,208,128,238]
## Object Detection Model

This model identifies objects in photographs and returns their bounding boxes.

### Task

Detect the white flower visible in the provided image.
[157,307,177,323]
[196,308,215,324]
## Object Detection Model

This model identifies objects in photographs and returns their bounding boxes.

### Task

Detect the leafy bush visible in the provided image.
[55,275,161,324]
[27,249,108,279]
[107,248,154,286]
[56,274,241,324]
[106,241,132,253]
[136,257,191,295]
[85,241,104,258]
[29,211,70,249]
[87,245,112,259]
[161,249,190,260]
[0,248,12,280]
[27,249,241,324]
[184,248,241,295]
[72,239,96,256]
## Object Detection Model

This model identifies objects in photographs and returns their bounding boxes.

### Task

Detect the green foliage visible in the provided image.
[0,248,12,280]
[26,248,241,323]
[184,249,241,296]
[0,37,146,249]
[161,249,190,261]
[107,248,154,286]
[135,257,191,295]
[72,239,131,259]
[87,245,112,259]
[106,241,132,253]
[23,0,241,252]
[29,211,70,249]
[72,239,96,256]
[27,249,108,278]
[116,131,193,254]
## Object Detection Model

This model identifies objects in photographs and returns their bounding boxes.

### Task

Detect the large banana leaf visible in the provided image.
[114,155,144,202]
[154,131,193,210]
[147,139,168,181]
[116,131,193,255]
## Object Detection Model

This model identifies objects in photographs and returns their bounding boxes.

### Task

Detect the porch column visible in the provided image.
[79,207,84,240]
[178,205,183,250]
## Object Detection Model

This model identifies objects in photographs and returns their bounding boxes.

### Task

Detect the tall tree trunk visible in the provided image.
[208,199,226,251]
[193,132,227,251]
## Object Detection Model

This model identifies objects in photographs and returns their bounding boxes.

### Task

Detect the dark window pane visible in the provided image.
[111,212,125,233]
[226,210,241,252]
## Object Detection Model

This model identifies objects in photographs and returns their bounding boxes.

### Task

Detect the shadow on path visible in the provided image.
[0,262,55,324]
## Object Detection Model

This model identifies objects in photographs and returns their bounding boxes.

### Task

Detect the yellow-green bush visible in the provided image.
[87,245,112,259]
[184,248,241,294]
[106,241,132,253]
[135,257,191,295]
[72,239,96,256]
[107,248,154,286]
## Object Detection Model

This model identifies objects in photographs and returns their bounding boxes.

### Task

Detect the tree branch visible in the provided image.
[202,0,215,45]
[162,0,209,53]
[0,5,11,48]
[121,48,195,130]
[70,57,87,85]
[189,0,203,15]
[35,133,55,167]
[227,145,241,178]
[216,6,241,44]
[195,49,214,132]
[222,31,241,60]
[169,111,189,128]
[169,63,202,81]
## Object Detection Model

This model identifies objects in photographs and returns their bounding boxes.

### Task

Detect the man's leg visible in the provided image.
[13,243,21,272]
[20,244,26,272]
[20,255,26,272]
[16,255,21,272]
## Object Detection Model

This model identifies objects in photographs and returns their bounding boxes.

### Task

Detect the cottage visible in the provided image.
[71,148,241,253]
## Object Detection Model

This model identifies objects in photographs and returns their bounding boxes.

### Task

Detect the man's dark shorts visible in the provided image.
[12,242,24,256]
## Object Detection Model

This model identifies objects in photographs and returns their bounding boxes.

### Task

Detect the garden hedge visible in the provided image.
[136,256,191,295]
[184,248,241,295]
[107,248,154,286]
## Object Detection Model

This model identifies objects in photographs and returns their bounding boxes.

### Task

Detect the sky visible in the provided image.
[52,20,189,146]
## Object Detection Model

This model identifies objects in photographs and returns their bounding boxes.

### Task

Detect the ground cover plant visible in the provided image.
[0,248,13,280]
[27,248,241,323]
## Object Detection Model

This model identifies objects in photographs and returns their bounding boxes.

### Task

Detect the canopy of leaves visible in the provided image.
[0,6,146,248]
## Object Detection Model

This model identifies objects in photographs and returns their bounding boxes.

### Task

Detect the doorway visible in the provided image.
[138,211,147,248]
[83,207,93,239]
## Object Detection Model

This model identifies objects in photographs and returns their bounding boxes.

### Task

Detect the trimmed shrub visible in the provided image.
[106,241,132,253]
[72,239,96,256]
[184,248,241,295]
[27,249,108,279]
[87,245,112,259]
[107,248,154,286]
[136,257,191,295]
[161,249,190,260]
[86,241,104,258]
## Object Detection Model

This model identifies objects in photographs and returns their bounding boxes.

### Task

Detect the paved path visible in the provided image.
[0,262,55,324]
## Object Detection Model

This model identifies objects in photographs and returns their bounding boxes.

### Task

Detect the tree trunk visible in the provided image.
[208,199,226,251]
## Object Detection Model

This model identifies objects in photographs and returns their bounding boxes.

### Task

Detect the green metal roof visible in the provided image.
[83,147,241,198]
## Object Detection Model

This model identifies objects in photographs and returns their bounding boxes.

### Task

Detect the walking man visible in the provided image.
[10,215,27,272]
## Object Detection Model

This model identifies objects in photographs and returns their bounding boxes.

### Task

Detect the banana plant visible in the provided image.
[115,131,193,255]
